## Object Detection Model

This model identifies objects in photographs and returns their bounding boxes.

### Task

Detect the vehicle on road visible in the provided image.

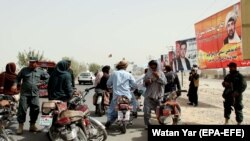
[115,95,134,134]
[78,72,95,85]
[68,88,108,141]
[156,90,187,125]
[40,100,87,141]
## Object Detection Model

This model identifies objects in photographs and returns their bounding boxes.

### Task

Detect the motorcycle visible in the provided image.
[0,95,15,141]
[94,89,111,117]
[115,95,134,134]
[67,88,108,141]
[156,90,187,125]
[40,100,88,141]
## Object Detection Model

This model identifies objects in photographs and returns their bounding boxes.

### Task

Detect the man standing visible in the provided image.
[143,60,167,129]
[65,60,75,88]
[224,11,241,45]
[47,60,73,101]
[187,67,199,107]
[222,62,247,125]
[173,41,191,71]
[105,60,137,129]
[12,57,49,135]
[164,65,181,94]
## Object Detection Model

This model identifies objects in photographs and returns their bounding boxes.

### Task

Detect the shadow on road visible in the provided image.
[177,96,220,108]
[15,132,48,141]
[131,129,147,141]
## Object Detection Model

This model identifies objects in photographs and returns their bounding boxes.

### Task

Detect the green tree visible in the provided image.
[17,49,44,68]
[62,57,87,78]
[88,63,101,73]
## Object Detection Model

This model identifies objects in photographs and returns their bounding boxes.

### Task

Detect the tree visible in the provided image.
[88,63,101,73]
[62,57,87,78]
[17,49,44,68]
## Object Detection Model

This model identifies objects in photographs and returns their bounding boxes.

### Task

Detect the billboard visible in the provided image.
[173,38,198,72]
[195,2,250,69]
[160,54,168,70]
[242,0,250,60]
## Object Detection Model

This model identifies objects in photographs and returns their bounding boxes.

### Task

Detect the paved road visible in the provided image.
[9,84,147,141]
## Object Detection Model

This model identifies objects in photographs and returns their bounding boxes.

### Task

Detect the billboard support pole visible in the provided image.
[181,71,184,86]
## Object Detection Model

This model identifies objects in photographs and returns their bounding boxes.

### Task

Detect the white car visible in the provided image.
[78,72,96,85]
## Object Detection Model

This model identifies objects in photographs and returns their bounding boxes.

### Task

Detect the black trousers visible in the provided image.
[17,96,40,124]
[188,86,198,105]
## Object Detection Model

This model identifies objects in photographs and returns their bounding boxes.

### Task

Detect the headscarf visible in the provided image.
[0,62,17,92]
[145,60,162,79]
[56,60,69,74]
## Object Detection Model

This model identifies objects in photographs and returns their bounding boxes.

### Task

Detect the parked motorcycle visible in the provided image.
[0,95,15,141]
[40,100,88,141]
[68,88,108,141]
[156,90,187,125]
[115,95,134,134]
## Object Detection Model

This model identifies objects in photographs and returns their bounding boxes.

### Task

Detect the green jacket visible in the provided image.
[48,61,73,101]
[16,67,49,96]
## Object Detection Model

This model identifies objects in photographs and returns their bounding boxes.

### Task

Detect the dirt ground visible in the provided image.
[174,74,250,125]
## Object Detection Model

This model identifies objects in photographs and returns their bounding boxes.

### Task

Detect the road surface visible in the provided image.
[9,84,147,141]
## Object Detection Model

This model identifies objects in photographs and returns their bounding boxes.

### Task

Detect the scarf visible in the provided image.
[0,63,17,93]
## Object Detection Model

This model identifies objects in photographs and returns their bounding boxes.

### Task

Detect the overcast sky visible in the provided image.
[0,0,240,70]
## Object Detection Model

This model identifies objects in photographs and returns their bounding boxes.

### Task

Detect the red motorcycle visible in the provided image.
[67,89,108,141]
[115,95,134,134]
[156,90,186,125]
[40,100,87,141]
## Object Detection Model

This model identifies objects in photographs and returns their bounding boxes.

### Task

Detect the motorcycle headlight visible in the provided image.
[160,116,172,125]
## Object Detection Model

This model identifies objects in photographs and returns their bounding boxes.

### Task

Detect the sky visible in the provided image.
[0,0,240,71]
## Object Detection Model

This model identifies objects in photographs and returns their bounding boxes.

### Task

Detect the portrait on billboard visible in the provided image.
[195,2,250,69]
[173,38,198,72]
[224,6,241,45]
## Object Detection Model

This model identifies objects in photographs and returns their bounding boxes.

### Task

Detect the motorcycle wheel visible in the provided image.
[48,126,63,141]
[120,122,126,134]
[75,127,88,141]
[0,135,14,141]
[48,126,88,141]
[88,117,108,141]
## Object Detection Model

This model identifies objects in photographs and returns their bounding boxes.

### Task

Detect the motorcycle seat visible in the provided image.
[59,110,85,122]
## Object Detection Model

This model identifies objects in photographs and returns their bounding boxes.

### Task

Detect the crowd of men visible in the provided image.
[0,57,247,136]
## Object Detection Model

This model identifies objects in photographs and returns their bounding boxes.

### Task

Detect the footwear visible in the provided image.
[132,111,138,118]
[237,122,242,125]
[16,123,24,135]
[29,123,41,132]
[105,121,111,129]
[194,104,198,107]
[224,118,229,125]
[187,102,193,105]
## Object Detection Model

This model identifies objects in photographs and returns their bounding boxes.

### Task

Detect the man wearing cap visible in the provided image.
[224,11,241,45]
[222,62,247,125]
[12,57,49,134]
[105,60,137,128]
